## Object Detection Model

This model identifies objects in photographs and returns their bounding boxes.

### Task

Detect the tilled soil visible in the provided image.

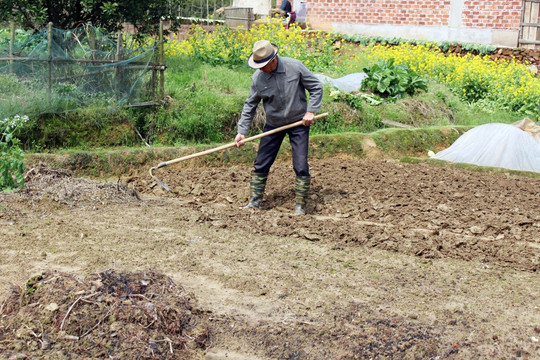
[136,158,540,273]
[1,158,539,359]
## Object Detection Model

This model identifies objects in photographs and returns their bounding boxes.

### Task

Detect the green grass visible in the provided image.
[8,49,535,151]
[148,55,253,145]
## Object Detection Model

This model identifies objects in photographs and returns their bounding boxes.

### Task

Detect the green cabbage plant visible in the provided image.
[361,58,428,99]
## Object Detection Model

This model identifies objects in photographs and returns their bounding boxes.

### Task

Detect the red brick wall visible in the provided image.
[307,0,522,30]
[462,1,522,29]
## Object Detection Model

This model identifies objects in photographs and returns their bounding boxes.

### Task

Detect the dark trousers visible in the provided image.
[253,123,310,177]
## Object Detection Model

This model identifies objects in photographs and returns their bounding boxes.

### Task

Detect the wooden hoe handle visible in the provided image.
[155,112,329,169]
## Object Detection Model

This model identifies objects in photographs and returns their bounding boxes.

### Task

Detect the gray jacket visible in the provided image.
[237,56,323,135]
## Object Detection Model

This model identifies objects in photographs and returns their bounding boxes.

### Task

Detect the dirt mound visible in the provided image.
[0,164,141,220]
[0,270,210,360]
[19,163,141,205]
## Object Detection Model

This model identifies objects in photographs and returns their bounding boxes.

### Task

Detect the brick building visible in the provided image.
[304,0,535,48]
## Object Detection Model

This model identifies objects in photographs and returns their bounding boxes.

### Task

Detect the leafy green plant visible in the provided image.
[0,115,28,191]
[329,89,365,110]
[0,27,32,46]
[340,33,497,55]
[361,58,428,99]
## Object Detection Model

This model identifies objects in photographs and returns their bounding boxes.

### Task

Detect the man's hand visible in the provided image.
[234,133,246,147]
[302,112,315,126]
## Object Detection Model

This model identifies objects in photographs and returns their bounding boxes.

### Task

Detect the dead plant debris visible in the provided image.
[14,163,141,206]
[0,270,210,360]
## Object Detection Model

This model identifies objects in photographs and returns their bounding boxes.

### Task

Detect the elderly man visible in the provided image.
[234,40,323,215]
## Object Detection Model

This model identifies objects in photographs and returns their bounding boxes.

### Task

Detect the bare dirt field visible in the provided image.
[1,158,539,359]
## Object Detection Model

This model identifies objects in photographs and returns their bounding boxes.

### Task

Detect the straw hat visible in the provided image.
[247,40,279,69]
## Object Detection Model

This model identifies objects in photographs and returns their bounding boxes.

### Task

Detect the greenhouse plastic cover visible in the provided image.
[315,73,368,92]
[432,120,540,173]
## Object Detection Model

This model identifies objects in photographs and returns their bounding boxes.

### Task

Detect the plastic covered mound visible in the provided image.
[432,121,540,173]
[315,72,368,92]
[0,270,210,359]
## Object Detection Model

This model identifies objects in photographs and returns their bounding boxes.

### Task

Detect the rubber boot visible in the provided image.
[294,176,311,215]
[242,171,268,209]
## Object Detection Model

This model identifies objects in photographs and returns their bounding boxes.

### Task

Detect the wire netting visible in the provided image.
[0,24,162,119]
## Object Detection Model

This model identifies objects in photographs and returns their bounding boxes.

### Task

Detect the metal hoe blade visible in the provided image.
[149,164,170,191]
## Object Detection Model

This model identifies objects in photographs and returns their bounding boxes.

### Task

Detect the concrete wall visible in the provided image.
[232,0,272,17]
[306,0,522,47]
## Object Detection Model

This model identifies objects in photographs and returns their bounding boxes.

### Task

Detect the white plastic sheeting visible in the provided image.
[315,73,368,92]
[432,122,540,173]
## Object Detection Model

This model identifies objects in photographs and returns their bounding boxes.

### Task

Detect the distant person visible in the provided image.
[271,0,291,16]
[234,40,323,215]
[271,0,296,27]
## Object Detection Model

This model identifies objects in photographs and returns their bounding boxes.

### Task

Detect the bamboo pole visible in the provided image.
[152,65,158,99]
[9,21,15,67]
[47,22,53,101]
[88,22,95,56]
[115,32,123,100]
[159,20,165,99]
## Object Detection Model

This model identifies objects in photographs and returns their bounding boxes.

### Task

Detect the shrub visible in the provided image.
[0,115,28,191]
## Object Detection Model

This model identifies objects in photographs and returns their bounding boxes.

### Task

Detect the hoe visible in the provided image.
[149,112,328,191]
